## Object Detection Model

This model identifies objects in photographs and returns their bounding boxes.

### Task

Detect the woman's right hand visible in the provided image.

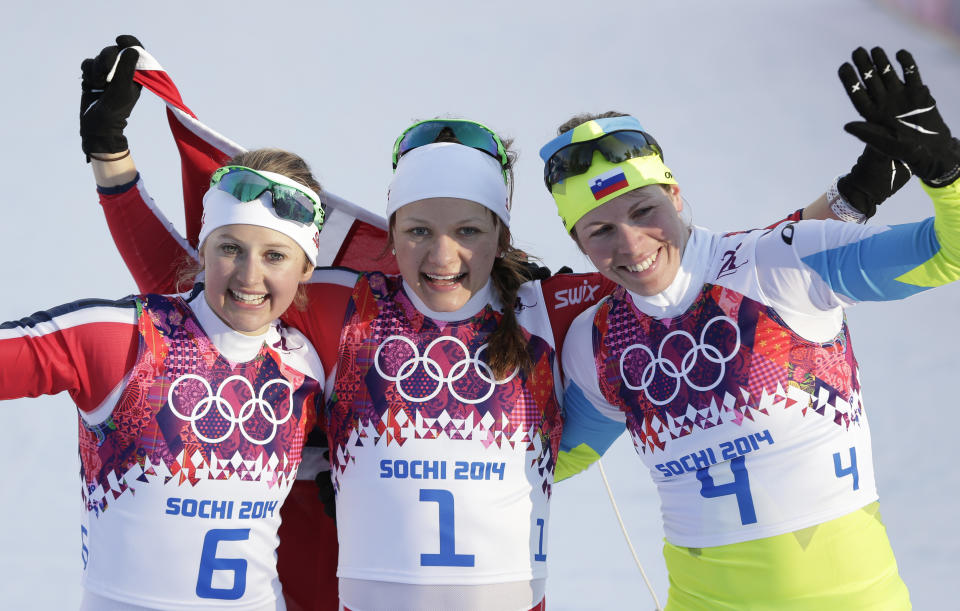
[80,35,143,161]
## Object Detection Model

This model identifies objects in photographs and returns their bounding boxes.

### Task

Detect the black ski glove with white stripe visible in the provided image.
[839,46,960,188]
[80,35,143,159]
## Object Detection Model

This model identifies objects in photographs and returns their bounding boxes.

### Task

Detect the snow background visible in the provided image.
[0,1,957,608]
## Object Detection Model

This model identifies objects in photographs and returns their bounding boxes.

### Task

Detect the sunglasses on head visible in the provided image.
[543,130,663,190]
[209,166,325,230]
[392,119,509,177]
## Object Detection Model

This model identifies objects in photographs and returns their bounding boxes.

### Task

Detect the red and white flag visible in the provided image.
[130,46,398,274]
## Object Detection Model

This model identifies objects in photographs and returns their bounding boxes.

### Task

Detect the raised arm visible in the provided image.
[554,303,627,482]
[757,47,960,322]
[829,46,960,293]
[81,36,195,294]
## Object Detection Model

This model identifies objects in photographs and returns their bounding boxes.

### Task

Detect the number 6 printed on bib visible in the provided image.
[196,528,250,600]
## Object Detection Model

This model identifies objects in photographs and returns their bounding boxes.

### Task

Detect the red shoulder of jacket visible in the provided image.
[0,297,140,412]
[765,208,804,228]
[281,268,360,374]
[540,272,616,355]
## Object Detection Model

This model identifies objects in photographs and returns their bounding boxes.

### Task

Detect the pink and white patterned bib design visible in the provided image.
[329,273,561,585]
[78,294,322,609]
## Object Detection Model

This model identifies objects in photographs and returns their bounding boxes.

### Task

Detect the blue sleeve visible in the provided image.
[756,180,960,313]
[801,178,960,305]
[799,218,940,302]
[555,380,625,482]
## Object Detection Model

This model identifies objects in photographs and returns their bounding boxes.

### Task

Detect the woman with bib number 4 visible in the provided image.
[553,47,960,608]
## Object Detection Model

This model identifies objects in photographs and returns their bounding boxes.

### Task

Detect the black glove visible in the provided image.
[315,460,337,523]
[839,46,960,188]
[836,145,911,218]
[80,35,143,159]
[518,260,552,281]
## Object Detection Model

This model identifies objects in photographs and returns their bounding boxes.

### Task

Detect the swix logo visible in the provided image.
[716,244,748,280]
[555,280,601,309]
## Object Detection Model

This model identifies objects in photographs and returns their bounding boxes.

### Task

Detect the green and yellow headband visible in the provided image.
[539,116,676,232]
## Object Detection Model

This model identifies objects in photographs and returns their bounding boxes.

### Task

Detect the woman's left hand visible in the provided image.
[838,46,960,188]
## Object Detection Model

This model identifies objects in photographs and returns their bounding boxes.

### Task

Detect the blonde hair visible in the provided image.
[227,148,323,194]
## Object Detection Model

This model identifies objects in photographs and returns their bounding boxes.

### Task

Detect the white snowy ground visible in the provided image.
[0,1,957,608]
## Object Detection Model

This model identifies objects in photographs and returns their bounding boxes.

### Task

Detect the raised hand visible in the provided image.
[838,46,960,188]
[80,35,144,159]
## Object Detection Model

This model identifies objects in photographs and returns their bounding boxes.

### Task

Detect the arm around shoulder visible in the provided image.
[555,302,626,482]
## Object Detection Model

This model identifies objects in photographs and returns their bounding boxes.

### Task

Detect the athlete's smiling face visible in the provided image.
[574,184,690,296]
[200,224,313,335]
[392,198,499,312]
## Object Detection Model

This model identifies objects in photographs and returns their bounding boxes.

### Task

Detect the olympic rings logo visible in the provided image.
[619,316,740,406]
[374,335,518,404]
[167,375,294,445]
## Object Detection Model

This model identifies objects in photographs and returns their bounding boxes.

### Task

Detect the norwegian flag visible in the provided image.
[129,46,398,273]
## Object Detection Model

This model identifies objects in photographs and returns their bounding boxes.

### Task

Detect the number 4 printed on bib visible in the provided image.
[696,456,758,525]
[834,446,860,490]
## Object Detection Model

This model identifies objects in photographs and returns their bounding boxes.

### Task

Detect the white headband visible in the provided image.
[198,169,321,266]
[387,142,510,225]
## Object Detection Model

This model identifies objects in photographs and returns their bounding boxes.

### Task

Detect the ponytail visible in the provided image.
[487,222,533,379]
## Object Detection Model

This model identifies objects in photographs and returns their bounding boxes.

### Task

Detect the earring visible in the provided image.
[391,248,396,256]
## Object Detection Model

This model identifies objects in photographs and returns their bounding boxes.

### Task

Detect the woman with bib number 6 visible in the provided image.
[1,42,329,608]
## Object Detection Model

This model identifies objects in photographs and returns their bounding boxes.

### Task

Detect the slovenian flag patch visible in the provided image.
[589,168,629,200]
